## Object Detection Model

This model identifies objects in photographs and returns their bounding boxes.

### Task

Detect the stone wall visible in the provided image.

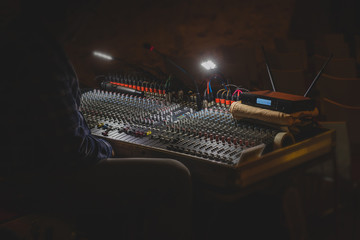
[3,0,359,90]
[65,0,296,90]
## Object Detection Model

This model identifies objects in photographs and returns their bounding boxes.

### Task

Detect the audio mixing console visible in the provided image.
[80,89,334,187]
[82,46,335,188]
[81,90,286,164]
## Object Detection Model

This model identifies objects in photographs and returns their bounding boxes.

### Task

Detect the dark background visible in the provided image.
[2,0,359,90]
[1,1,360,239]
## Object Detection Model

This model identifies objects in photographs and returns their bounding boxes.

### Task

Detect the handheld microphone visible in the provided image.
[144,43,202,111]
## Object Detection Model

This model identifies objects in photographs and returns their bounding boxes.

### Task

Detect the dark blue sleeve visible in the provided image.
[74,110,114,165]
[41,61,114,167]
[14,37,113,169]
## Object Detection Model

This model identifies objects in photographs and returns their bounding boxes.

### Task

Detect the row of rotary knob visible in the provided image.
[81,89,280,164]
[81,90,188,127]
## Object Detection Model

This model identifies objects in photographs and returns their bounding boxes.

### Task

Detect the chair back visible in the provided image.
[310,55,358,78]
[316,74,360,106]
[320,98,360,149]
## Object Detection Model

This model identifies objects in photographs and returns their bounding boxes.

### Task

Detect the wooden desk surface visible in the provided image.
[105,129,336,189]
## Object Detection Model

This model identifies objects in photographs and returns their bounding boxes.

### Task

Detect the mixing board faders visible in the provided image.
[78,51,335,187]
[81,90,282,166]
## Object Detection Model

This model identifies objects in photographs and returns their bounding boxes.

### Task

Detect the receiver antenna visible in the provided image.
[304,54,333,97]
[262,46,276,92]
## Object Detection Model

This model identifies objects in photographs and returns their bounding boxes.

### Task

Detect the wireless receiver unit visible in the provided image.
[240,90,315,113]
[241,47,333,113]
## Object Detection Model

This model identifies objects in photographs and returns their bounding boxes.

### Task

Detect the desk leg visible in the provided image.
[332,150,339,240]
[282,186,308,240]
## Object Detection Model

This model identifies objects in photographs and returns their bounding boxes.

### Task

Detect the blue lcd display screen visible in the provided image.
[256,98,272,106]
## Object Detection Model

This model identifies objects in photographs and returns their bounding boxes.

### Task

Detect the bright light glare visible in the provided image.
[93,51,113,60]
[201,60,216,70]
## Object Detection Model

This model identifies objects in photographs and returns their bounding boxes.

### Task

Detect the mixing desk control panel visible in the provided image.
[81,90,283,166]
